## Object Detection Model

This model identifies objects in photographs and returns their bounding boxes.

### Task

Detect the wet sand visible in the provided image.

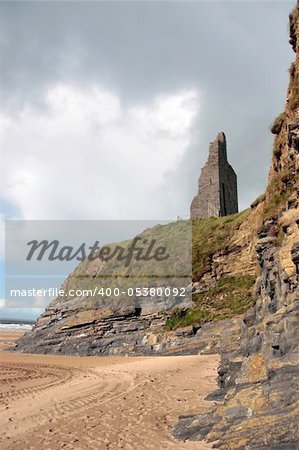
[0,338,219,449]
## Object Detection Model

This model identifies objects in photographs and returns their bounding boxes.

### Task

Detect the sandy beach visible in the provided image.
[0,331,25,351]
[0,332,218,450]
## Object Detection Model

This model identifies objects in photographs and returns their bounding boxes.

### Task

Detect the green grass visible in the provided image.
[192,209,250,281]
[270,112,285,135]
[166,275,256,330]
[250,193,266,209]
[60,220,193,302]
[68,210,249,289]
[263,165,296,221]
[58,211,256,328]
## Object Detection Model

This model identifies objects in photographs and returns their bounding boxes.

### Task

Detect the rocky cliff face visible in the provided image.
[174,3,299,449]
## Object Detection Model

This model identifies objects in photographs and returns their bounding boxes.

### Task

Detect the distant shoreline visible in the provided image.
[0,318,35,325]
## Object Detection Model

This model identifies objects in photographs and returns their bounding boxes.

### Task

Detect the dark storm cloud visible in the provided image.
[0,0,295,215]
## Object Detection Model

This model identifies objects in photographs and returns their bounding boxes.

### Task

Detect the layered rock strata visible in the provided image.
[174,4,299,449]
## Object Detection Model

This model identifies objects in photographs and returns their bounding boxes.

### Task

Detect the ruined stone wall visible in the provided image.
[190,132,238,219]
[191,138,220,218]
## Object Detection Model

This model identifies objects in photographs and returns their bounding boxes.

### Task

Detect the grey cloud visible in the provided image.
[0,0,295,216]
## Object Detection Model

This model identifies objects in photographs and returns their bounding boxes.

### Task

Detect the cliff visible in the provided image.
[174,3,299,448]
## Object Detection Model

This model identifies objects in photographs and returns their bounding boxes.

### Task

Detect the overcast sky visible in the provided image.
[0,1,295,318]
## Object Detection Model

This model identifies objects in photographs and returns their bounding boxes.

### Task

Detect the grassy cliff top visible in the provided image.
[192,209,251,280]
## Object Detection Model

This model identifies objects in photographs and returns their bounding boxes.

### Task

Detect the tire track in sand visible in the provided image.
[0,355,218,450]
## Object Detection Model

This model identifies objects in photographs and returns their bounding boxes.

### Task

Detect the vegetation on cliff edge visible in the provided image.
[166,275,256,330]
[192,209,250,280]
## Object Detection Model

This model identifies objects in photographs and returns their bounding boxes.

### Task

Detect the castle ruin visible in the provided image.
[190,132,238,219]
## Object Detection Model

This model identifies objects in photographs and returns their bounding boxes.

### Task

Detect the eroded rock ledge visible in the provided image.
[15,302,243,357]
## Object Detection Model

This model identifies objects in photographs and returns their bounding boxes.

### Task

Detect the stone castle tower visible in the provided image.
[190,132,238,219]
